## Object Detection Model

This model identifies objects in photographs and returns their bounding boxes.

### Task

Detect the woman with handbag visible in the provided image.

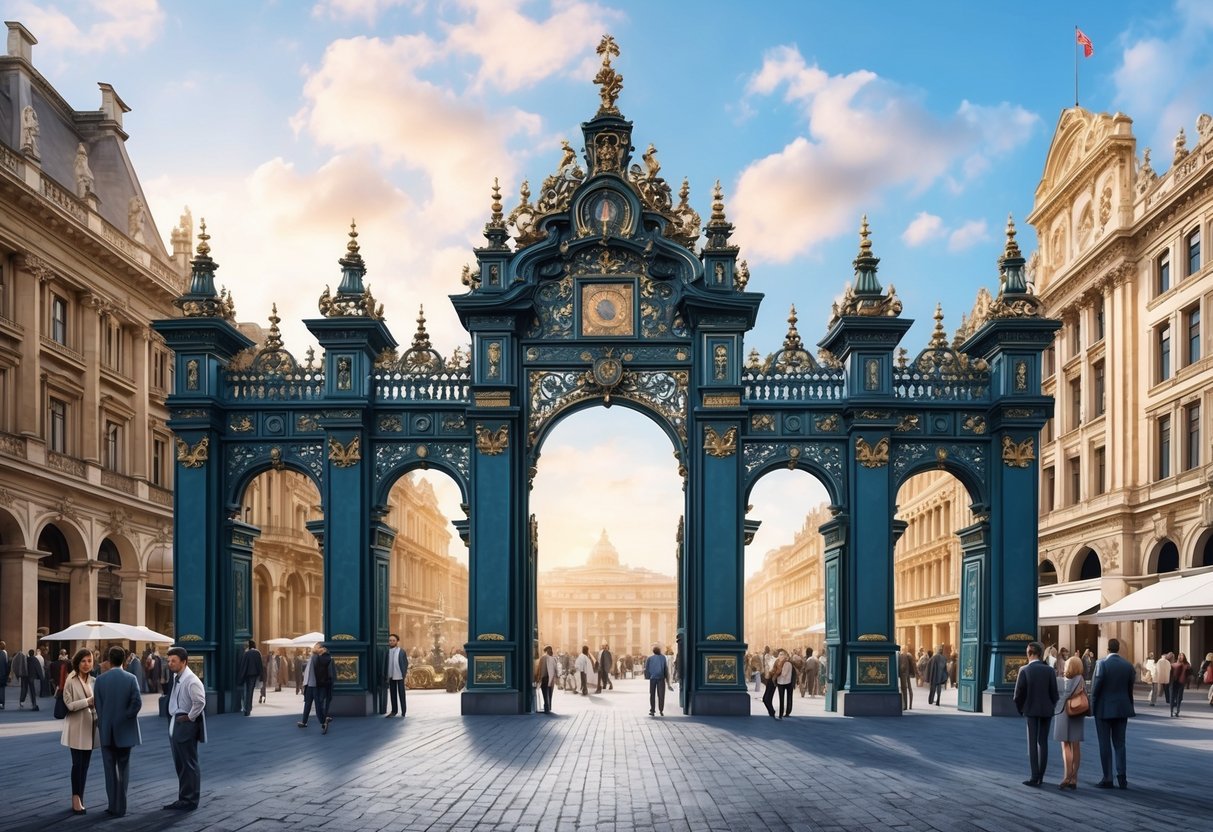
[1052,655,1088,790]
[61,648,99,815]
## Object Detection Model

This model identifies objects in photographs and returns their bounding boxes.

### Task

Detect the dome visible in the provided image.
[587,529,620,568]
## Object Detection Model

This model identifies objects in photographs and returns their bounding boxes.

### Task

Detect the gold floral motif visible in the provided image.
[473,656,506,684]
[333,656,358,683]
[704,393,740,408]
[962,415,987,434]
[706,633,736,641]
[328,435,361,468]
[331,634,356,640]
[230,416,253,433]
[1003,655,1028,684]
[593,35,623,115]
[857,634,888,642]
[487,342,502,379]
[815,414,840,432]
[704,426,737,458]
[473,392,511,407]
[855,437,889,468]
[751,414,775,431]
[894,414,920,432]
[1001,436,1035,468]
[175,437,209,468]
[856,656,890,686]
[1005,408,1034,418]
[476,634,505,641]
[475,425,509,456]
[178,634,203,642]
[858,410,891,420]
[1005,633,1035,641]
[379,416,402,432]
[296,414,320,432]
[706,656,737,683]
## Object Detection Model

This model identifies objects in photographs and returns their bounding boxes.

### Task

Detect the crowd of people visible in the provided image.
[532,643,679,715]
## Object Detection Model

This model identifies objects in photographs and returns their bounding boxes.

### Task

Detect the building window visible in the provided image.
[51,295,68,345]
[152,437,166,487]
[1094,446,1106,495]
[1043,417,1054,444]
[1187,227,1201,276]
[152,350,168,390]
[1043,466,1055,512]
[1069,378,1082,430]
[1093,360,1105,417]
[1070,319,1082,355]
[103,322,124,371]
[1186,403,1201,471]
[1068,457,1081,505]
[48,397,67,453]
[1157,323,1171,382]
[104,421,120,471]
[1044,345,1056,377]
[1095,300,1105,342]
[1186,305,1201,365]
[1158,415,1171,480]
[1157,250,1170,295]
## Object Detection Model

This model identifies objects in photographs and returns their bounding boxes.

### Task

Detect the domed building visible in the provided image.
[537,530,677,655]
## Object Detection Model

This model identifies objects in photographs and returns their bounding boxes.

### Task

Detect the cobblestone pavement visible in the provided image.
[1,678,1209,832]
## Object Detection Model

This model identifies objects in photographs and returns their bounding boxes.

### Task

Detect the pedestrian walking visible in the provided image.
[93,646,142,818]
[37,647,52,696]
[802,648,820,698]
[298,643,333,733]
[1200,653,1213,706]
[1053,655,1087,790]
[235,639,263,716]
[898,646,915,711]
[1090,637,1135,789]
[14,648,39,709]
[644,644,669,716]
[1169,653,1191,717]
[535,645,558,713]
[596,643,614,692]
[1012,641,1058,787]
[775,649,794,717]
[916,648,928,688]
[761,653,779,718]
[1151,652,1172,706]
[163,646,206,811]
[61,648,98,815]
[385,633,408,717]
[574,646,593,696]
[926,645,948,706]
[0,640,9,710]
[293,650,306,695]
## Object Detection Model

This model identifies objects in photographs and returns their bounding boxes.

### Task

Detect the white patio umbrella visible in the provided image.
[127,625,174,644]
[288,631,326,646]
[263,637,295,647]
[41,621,144,642]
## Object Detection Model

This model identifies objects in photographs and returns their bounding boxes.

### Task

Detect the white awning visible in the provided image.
[1037,588,1102,625]
[1094,571,1213,622]
[806,621,826,634]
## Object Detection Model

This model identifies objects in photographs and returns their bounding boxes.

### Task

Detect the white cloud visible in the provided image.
[947,219,989,252]
[901,212,945,246]
[311,0,421,23]
[732,45,1037,263]
[11,0,164,53]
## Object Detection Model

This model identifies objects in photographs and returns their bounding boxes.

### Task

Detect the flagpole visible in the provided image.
[1074,25,1079,106]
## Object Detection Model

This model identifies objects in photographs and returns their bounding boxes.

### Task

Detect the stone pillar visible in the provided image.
[131,327,150,479]
[118,569,148,625]
[13,257,44,438]
[68,560,104,623]
[0,546,43,650]
[80,299,102,463]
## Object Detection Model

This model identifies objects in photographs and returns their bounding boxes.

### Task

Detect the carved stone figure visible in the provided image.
[128,196,147,243]
[74,143,95,198]
[20,105,39,157]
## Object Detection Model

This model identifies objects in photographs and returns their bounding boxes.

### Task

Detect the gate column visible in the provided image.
[956,519,989,713]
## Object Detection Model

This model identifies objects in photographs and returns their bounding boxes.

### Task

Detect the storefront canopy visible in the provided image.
[1094,571,1213,622]
[1037,588,1102,625]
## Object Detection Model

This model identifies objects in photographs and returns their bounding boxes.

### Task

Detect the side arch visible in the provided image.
[227,459,324,515]
[892,455,989,512]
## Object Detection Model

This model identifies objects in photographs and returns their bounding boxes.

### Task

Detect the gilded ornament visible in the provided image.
[751,413,775,431]
[328,435,362,468]
[894,414,920,432]
[705,634,736,641]
[297,414,320,432]
[487,342,502,379]
[175,437,209,468]
[477,633,506,641]
[476,424,510,456]
[269,447,284,470]
[703,426,738,458]
[702,393,740,407]
[815,414,840,432]
[230,416,253,433]
[1005,633,1035,641]
[962,415,987,434]
[1001,436,1035,468]
[855,436,889,468]
[1005,408,1033,419]
[593,35,623,115]
[379,415,403,432]
[857,634,889,642]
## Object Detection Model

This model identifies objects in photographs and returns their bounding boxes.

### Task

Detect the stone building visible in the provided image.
[0,22,193,650]
[537,530,676,654]
[743,504,830,654]
[246,469,468,654]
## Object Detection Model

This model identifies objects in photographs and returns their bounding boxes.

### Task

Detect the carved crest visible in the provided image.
[1001,436,1035,468]
[855,436,890,468]
[475,424,510,456]
[175,437,210,468]
[704,426,738,458]
[328,435,361,468]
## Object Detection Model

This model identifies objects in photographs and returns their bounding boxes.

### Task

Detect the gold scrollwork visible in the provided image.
[476,633,505,641]
[186,656,205,682]
[706,655,737,684]
[751,413,775,431]
[857,634,888,642]
[333,656,359,682]
[297,414,320,432]
[475,424,509,456]
[962,415,987,434]
[858,410,891,420]
[704,393,741,408]
[855,437,889,468]
[379,415,403,432]
[328,435,361,468]
[706,633,736,641]
[178,634,203,642]
[1005,408,1034,418]
[1001,436,1035,468]
[473,391,511,407]
[331,634,356,640]
[815,414,840,431]
[230,416,253,433]
[1003,655,1028,684]
[175,437,209,468]
[704,426,738,458]
[894,413,920,432]
[856,656,890,686]
[1005,633,1035,641]
[473,656,506,684]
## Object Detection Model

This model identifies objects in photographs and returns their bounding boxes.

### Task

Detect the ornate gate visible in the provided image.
[154,39,1057,717]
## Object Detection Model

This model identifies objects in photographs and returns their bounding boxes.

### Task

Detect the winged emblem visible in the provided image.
[855,436,889,468]
[704,426,738,458]
[1001,436,1035,468]
[475,424,510,456]
[175,436,209,468]
[328,435,361,468]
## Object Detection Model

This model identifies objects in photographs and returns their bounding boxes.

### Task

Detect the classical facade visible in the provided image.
[537,530,676,655]
[0,23,192,650]
[1023,106,1213,664]
[246,467,468,653]
[743,504,830,653]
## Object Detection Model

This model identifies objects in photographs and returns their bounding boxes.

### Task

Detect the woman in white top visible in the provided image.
[61,648,99,815]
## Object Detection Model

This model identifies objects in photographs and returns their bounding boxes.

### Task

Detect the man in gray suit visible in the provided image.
[94,646,142,817]
[1012,641,1058,787]
[164,646,207,811]
[1091,637,1136,789]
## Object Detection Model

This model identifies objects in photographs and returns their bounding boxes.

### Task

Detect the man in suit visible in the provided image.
[1091,637,1136,789]
[1012,641,1058,787]
[235,639,263,716]
[94,645,142,817]
[0,641,9,709]
[897,646,915,710]
[21,649,43,709]
[164,646,206,810]
[384,633,408,717]
[535,645,558,714]
[596,643,614,693]
[926,645,948,706]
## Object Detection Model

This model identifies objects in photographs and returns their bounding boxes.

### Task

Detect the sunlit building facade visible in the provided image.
[743,504,830,654]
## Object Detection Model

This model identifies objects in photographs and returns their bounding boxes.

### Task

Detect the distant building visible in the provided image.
[0,22,192,649]
[743,504,830,653]
[537,530,676,654]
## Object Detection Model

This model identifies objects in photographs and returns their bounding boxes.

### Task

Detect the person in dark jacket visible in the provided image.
[235,640,264,716]
[1090,637,1136,789]
[93,646,142,817]
[926,646,948,705]
[1169,652,1191,717]
[20,649,44,710]
[1012,641,1059,787]
[0,641,9,710]
[297,643,333,734]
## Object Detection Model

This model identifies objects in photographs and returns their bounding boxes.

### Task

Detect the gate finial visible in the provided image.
[175,217,233,320]
[593,34,623,115]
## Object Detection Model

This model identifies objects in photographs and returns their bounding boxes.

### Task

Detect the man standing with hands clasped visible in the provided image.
[94,645,142,817]
[163,646,206,811]
[1012,641,1058,787]
[1091,637,1135,789]
[644,644,669,716]
[385,633,408,718]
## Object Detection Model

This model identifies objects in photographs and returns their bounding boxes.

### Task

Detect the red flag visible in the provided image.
[1076,28,1094,58]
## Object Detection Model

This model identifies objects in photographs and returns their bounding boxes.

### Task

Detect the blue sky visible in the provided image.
[14,0,1212,573]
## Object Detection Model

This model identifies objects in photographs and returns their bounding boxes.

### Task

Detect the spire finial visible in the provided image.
[196,218,210,257]
[265,303,283,352]
[679,177,691,206]
[412,304,432,352]
[929,303,948,350]
[1003,213,1021,260]
[710,180,726,224]
[783,304,804,352]
[593,34,623,115]
[489,178,504,228]
[851,214,882,295]
[858,214,872,258]
[346,219,360,255]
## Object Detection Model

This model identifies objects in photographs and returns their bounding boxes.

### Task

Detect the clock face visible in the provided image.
[578,191,629,238]
[580,282,634,337]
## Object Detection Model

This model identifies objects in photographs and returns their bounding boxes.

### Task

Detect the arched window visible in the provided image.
[37,525,71,568]
[1201,535,1213,568]
[1039,560,1058,586]
[1078,549,1101,580]
[1155,540,1179,574]
[98,539,122,567]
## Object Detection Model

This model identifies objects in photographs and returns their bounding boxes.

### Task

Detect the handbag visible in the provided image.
[53,690,68,720]
[1066,683,1090,717]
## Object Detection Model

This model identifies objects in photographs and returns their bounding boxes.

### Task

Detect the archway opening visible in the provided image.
[893,470,975,711]
[1152,540,1181,657]
[36,524,71,639]
[1038,560,1058,586]
[1076,548,1102,581]
[744,467,832,716]
[97,538,122,622]
[531,405,682,714]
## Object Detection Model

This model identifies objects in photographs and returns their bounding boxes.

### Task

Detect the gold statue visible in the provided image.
[593,35,623,114]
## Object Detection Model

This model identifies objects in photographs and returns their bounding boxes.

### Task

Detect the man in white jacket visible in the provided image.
[574,646,594,696]
[535,646,559,713]
[1151,652,1172,707]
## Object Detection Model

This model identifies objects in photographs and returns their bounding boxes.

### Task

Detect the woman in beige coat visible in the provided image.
[61,648,98,815]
